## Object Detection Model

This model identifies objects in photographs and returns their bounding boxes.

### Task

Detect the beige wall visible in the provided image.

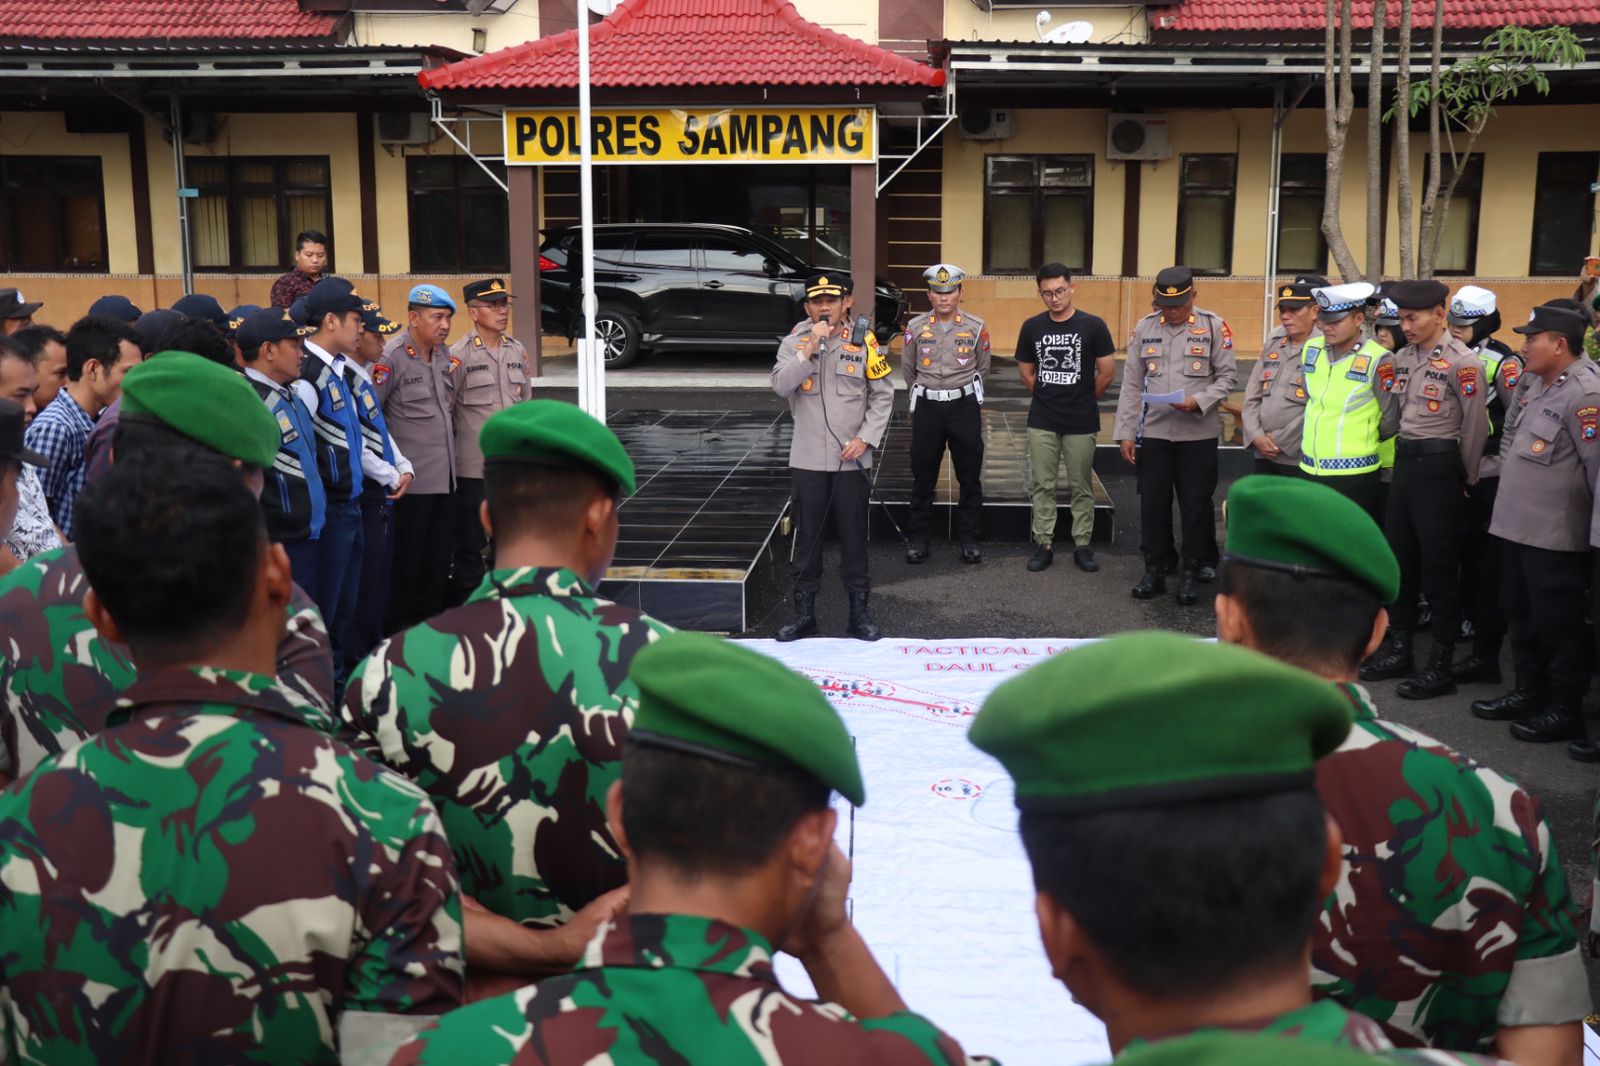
[943,5,1147,44]
[792,0,878,43]
[350,10,539,53]
[0,110,142,274]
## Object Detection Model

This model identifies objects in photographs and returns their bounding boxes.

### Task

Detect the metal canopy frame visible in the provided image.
[876,80,955,193]
[428,95,509,192]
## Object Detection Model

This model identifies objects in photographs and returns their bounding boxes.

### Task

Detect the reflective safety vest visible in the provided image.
[1299,336,1389,477]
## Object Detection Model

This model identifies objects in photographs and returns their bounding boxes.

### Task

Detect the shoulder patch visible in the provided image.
[372,364,390,386]
[448,355,462,373]
[1456,365,1478,396]
[865,337,891,381]
[1377,362,1396,392]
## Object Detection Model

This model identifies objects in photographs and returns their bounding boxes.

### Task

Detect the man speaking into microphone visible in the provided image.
[771,272,894,642]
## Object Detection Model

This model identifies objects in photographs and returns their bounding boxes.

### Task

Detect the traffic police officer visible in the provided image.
[1475,304,1600,750]
[1360,279,1488,699]
[1242,278,1320,476]
[376,283,457,632]
[1113,265,1237,605]
[1298,282,1391,520]
[449,277,529,603]
[771,273,894,642]
[903,263,989,565]
[1446,285,1522,685]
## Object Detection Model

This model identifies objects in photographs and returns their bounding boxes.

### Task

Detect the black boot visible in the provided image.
[775,592,818,643]
[1470,679,1540,721]
[1175,568,1201,606]
[846,590,883,642]
[1510,697,1586,743]
[1397,643,1457,700]
[905,541,929,564]
[1131,567,1167,600]
[1567,739,1600,763]
[1359,631,1414,682]
[1450,646,1502,684]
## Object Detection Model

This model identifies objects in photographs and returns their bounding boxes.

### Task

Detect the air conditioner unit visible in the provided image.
[959,109,1014,141]
[161,112,219,146]
[378,112,436,145]
[1106,114,1170,161]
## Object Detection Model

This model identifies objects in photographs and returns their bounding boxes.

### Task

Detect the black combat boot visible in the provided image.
[1397,643,1457,700]
[1131,567,1167,600]
[775,592,818,643]
[1450,643,1502,685]
[1359,631,1414,682]
[905,541,929,564]
[1510,694,1586,743]
[1470,678,1540,720]
[846,591,883,642]
[1175,568,1201,606]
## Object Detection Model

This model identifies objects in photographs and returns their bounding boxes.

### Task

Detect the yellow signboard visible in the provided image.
[503,107,875,166]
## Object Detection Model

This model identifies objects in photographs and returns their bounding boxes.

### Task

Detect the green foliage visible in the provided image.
[1384,25,1586,129]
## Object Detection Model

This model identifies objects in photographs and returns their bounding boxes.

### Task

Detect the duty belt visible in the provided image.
[1395,438,1459,457]
[912,382,978,402]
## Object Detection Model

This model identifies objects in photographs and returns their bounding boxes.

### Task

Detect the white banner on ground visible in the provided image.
[741,638,1111,1066]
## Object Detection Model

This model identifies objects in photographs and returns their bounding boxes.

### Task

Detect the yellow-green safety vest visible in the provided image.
[1299,336,1389,477]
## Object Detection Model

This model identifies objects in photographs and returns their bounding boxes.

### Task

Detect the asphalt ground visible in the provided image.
[543,345,1600,1011]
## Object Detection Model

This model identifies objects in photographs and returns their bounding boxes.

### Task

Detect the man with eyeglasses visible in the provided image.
[1014,263,1115,573]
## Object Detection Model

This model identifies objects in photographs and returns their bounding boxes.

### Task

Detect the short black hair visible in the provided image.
[152,318,235,368]
[0,334,29,369]
[295,229,329,252]
[12,325,65,364]
[1218,560,1379,675]
[620,742,831,879]
[1022,790,1328,998]
[74,449,267,662]
[1037,263,1072,286]
[65,315,139,382]
[484,462,618,541]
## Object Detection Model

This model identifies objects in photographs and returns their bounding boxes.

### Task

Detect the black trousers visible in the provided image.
[1461,475,1507,652]
[791,467,870,596]
[388,491,456,632]
[1309,471,1384,526]
[1252,458,1302,477]
[1137,437,1219,572]
[908,394,984,543]
[1385,448,1466,644]
[347,496,396,664]
[1505,542,1590,701]
[450,477,489,605]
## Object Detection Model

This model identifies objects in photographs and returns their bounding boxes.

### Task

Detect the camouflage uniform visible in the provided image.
[342,566,671,925]
[0,666,465,1064]
[1148,999,1505,1063]
[0,545,335,781]
[392,914,987,1065]
[1312,684,1587,1051]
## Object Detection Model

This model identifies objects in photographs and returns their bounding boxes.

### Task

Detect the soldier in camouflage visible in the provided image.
[393,632,989,1065]
[0,368,464,1064]
[343,399,669,978]
[0,353,335,787]
[1215,475,1586,1061]
[972,632,1516,1063]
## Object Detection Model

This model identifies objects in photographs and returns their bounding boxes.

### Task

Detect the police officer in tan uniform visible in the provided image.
[903,263,990,566]
[1242,278,1321,476]
[1113,265,1237,605]
[1472,304,1600,751]
[375,283,457,632]
[449,277,529,603]
[771,273,894,643]
[1360,279,1489,700]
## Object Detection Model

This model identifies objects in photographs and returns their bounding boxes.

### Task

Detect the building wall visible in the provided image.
[350,10,541,53]
[943,5,1148,44]
[0,110,141,274]
[792,0,879,43]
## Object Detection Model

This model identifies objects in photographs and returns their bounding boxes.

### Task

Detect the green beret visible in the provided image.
[629,632,865,807]
[1119,1032,1387,1066]
[119,352,279,469]
[969,633,1352,814]
[1224,475,1399,601]
[480,399,636,496]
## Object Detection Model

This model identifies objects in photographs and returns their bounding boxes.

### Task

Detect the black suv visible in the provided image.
[538,223,905,368]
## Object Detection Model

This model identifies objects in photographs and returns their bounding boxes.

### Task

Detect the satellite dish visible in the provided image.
[586,0,622,15]
[1036,11,1093,44]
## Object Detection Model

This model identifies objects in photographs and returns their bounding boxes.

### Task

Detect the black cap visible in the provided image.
[1275,281,1317,306]
[1386,279,1450,311]
[0,398,48,466]
[132,309,184,356]
[360,300,400,337]
[804,272,853,299]
[88,295,143,323]
[288,297,311,327]
[226,304,262,336]
[1153,266,1195,307]
[463,278,513,303]
[170,293,228,328]
[0,288,42,320]
[1294,273,1331,289]
[237,307,314,353]
[1512,304,1588,343]
[303,277,365,322]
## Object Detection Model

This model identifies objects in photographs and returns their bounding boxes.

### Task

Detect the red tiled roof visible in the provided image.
[419,0,944,91]
[1149,0,1600,32]
[0,0,342,42]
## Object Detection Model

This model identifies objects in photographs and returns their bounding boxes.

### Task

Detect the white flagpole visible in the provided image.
[577,0,603,419]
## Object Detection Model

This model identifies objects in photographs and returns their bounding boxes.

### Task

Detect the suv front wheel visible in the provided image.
[592,309,642,369]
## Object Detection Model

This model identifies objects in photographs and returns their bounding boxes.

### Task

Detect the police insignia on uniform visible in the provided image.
[936,267,950,284]
[1144,345,1159,356]
[1377,363,1396,391]
[801,377,814,392]
[373,365,390,385]
[1457,365,1477,396]
[406,345,418,359]
[1504,364,1521,389]
[922,357,932,366]
[1266,350,1280,361]
[1351,355,1370,375]
[1189,359,1206,373]
[1532,437,1549,453]
[473,335,484,347]
[1146,360,1160,375]
[1579,406,1599,441]
[448,355,462,373]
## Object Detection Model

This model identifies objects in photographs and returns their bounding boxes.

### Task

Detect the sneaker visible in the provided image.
[1027,543,1053,572]
[1072,546,1099,572]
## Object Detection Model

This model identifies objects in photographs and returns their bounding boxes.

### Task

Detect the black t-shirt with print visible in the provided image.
[1014,309,1116,434]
